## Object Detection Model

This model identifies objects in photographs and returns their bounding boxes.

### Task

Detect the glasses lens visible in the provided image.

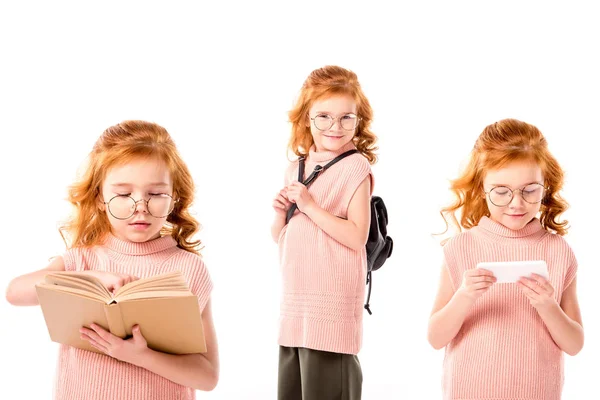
[340,114,358,130]
[107,196,136,219]
[521,183,545,204]
[313,114,333,131]
[489,186,512,206]
[147,194,174,218]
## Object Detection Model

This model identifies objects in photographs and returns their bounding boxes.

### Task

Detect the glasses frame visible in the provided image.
[102,194,178,220]
[309,113,361,131]
[484,183,547,207]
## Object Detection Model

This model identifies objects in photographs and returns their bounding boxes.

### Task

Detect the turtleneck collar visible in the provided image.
[307,141,357,163]
[473,216,547,245]
[103,234,177,256]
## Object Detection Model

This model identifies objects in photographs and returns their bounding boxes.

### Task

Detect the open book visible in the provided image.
[35,270,206,354]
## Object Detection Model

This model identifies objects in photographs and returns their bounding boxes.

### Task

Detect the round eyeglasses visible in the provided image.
[484,183,546,207]
[103,194,177,220]
[310,113,360,131]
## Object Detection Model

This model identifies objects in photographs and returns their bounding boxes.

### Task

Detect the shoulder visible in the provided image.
[443,229,476,252]
[62,246,100,271]
[168,247,209,272]
[544,232,576,259]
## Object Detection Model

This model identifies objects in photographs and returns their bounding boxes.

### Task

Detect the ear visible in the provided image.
[96,194,106,212]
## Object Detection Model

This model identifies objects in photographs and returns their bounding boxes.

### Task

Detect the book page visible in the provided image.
[36,282,109,303]
[114,271,190,301]
[43,273,112,301]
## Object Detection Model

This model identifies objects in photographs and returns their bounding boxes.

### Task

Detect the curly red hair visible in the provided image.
[60,120,201,254]
[441,118,569,236]
[288,65,378,164]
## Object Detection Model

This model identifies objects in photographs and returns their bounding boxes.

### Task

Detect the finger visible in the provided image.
[529,274,553,292]
[471,275,497,283]
[276,194,289,204]
[471,281,494,290]
[518,281,540,297]
[80,327,111,348]
[89,323,119,345]
[468,268,495,277]
[132,325,145,341]
[82,335,109,353]
[518,278,541,294]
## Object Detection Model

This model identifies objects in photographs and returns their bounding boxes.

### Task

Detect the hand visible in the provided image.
[286,181,316,213]
[457,268,497,301]
[273,188,293,216]
[84,271,139,293]
[518,273,558,310]
[80,323,149,366]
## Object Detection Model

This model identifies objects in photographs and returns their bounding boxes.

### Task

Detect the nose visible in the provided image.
[508,191,526,208]
[330,117,342,130]
[133,199,149,214]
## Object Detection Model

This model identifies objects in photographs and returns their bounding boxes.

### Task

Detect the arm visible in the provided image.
[518,275,584,356]
[82,299,219,391]
[5,256,66,306]
[427,263,496,349]
[6,257,138,306]
[271,188,292,243]
[287,176,371,251]
[271,214,287,243]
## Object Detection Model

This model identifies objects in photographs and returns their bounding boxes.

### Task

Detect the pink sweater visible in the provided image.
[442,216,577,400]
[278,142,373,355]
[54,235,212,400]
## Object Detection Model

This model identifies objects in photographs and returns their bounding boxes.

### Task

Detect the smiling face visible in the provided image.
[482,160,545,230]
[308,95,358,152]
[99,157,174,243]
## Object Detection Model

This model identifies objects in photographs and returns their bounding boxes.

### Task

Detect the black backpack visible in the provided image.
[285,149,393,314]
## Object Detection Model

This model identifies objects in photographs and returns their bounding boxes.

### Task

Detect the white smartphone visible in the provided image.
[476,260,549,283]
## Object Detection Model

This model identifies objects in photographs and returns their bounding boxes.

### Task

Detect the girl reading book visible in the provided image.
[6,120,219,399]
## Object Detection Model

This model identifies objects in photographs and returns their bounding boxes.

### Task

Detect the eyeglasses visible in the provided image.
[484,183,547,207]
[310,113,360,131]
[103,194,177,220]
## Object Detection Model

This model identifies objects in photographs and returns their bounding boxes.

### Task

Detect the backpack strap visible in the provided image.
[285,149,358,224]
[364,270,373,315]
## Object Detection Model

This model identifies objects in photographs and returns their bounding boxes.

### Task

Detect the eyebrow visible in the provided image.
[488,181,544,187]
[110,182,170,187]
[314,111,356,114]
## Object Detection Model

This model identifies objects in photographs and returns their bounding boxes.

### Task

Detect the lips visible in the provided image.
[129,221,150,226]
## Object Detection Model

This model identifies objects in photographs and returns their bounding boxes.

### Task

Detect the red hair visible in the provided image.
[60,120,201,254]
[288,65,378,164]
[441,118,569,236]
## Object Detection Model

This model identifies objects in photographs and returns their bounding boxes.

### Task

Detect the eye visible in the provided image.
[116,193,131,197]
[342,114,356,120]
[149,193,168,197]
[523,184,542,194]
[315,114,331,120]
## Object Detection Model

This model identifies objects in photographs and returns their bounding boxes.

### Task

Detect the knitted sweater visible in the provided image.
[442,216,577,400]
[278,141,373,355]
[54,234,212,400]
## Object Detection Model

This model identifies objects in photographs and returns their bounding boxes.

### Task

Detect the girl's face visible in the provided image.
[99,158,174,243]
[308,95,358,153]
[482,161,545,231]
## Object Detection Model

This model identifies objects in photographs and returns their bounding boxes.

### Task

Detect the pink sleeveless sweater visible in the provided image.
[278,142,373,355]
[442,216,577,400]
[54,235,212,400]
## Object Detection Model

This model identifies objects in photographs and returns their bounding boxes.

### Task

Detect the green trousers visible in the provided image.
[277,346,363,400]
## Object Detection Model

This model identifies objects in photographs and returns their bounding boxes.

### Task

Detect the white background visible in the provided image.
[1,1,598,399]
